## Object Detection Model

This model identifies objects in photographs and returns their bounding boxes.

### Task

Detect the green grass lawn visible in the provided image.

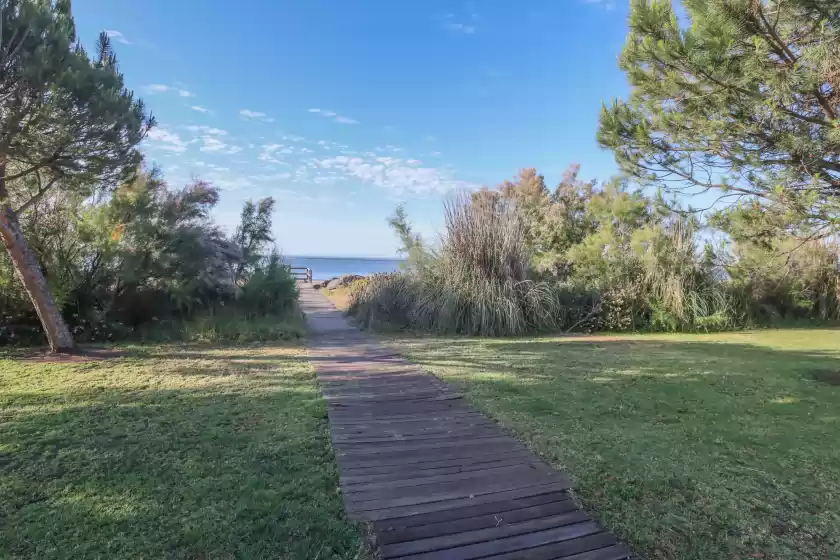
[392,329,840,560]
[0,344,367,559]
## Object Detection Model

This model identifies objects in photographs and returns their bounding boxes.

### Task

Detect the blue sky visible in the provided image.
[73,0,631,257]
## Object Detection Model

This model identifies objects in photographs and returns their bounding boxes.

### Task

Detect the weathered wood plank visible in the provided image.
[344,463,553,494]
[373,492,569,531]
[341,457,539,486]
[346,477,571,513]
[339,452,536,478]
[357,482,573,522]
[387,521,602,560]
[480,533,620,560]
[378,499,579,545]
[382,511,590,558]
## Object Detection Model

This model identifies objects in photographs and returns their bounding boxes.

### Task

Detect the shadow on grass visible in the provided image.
[394,335,840,560]
[0,353,364,560]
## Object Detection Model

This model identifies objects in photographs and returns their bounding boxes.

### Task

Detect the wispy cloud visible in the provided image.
[240,109,275,122]
[249,172,293,182]
[441,13,477,34]
[105,30,130,44]
[146,128,189,153]
[189,105,210,113]
[186,125,227,136]
[315,154,478,195]
[583,0,617,10]
[308,108,359,125]
[258,143,290,164]
[198,135,242,155]
[144,84,195,97]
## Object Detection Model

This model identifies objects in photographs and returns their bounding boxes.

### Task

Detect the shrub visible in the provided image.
[350,193,564,336]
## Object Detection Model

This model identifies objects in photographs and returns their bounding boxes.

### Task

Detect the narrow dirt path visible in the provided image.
[299,284,629,560]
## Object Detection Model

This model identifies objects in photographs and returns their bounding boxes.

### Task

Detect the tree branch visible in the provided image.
[14,176,59,214]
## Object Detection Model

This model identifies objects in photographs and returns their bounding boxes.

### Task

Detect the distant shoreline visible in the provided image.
[283,255,404,261]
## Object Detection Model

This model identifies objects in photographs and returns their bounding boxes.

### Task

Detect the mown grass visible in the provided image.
[392,328,840,559]
[0,343,368,559]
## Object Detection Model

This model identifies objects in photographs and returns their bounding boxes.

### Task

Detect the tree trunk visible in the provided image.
[0,166,75,352]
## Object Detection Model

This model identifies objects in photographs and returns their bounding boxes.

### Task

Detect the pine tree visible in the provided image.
[598,0,840,236]
[0,0,152,352]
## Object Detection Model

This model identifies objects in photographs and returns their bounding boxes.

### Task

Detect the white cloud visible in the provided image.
[198,135,242,154]
[146,128,188,153]
[315,154,478,195]
[444,13,478,33]
[105,30,130,44]
[144,84,195,97]
[308,108,359,125]
[239,109,274,122]
[199,136,227,152]
[583,0,616,10]
[259,143,287,163]
[249,172,292,181]
[189,105,210,113]
[444,22,476,33]
[407,159,423,165]
[186,125,227,136]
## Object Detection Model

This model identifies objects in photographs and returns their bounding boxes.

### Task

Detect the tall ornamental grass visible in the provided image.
[350,193,563,336]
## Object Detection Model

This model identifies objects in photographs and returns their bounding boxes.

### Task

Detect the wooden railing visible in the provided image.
[289,266,313,283]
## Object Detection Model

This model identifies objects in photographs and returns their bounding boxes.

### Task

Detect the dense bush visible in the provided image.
[351,193,564,336]
[350,166,839,335]
[0,168,299,345]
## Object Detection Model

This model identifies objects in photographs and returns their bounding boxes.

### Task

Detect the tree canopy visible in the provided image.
[598,0,840,237]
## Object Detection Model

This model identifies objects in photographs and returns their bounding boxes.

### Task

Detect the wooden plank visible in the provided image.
[339,450,535,474]
[382,510,590,558]
[357,482,572,522]
[341,457,541,486]
[336,435,516,457]
[557,544,631,560]
[481,533,619,560]
[388,521,602,560]
[327,411,486,426]
[344,463,554,494]
[346,476,571,513]
[332,425,501,442]
[324,391,451,403]
[374,491,569,531]
[378,498,579,545]
[336,442,527,469]
[333,430,503,447]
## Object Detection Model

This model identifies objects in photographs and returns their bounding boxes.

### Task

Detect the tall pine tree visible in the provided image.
[0,0,152,351]
[598,0,840,237]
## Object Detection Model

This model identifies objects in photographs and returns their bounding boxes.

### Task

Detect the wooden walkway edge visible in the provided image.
[299,284,630,560]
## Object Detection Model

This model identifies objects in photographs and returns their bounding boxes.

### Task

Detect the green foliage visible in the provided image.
[0,0,152,203]
[0,170,298,345]
[351,193,565,336]
[598,0,840,233]
[388,203,435,271]
[354,162,840,335]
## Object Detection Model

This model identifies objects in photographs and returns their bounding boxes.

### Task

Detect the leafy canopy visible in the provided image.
[0,0,152,207]
[598,0,840,236]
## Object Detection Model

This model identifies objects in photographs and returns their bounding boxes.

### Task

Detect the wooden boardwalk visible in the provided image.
[300,284,630,560]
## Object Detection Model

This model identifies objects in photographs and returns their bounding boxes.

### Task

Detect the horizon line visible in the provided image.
[283,254,405,260]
